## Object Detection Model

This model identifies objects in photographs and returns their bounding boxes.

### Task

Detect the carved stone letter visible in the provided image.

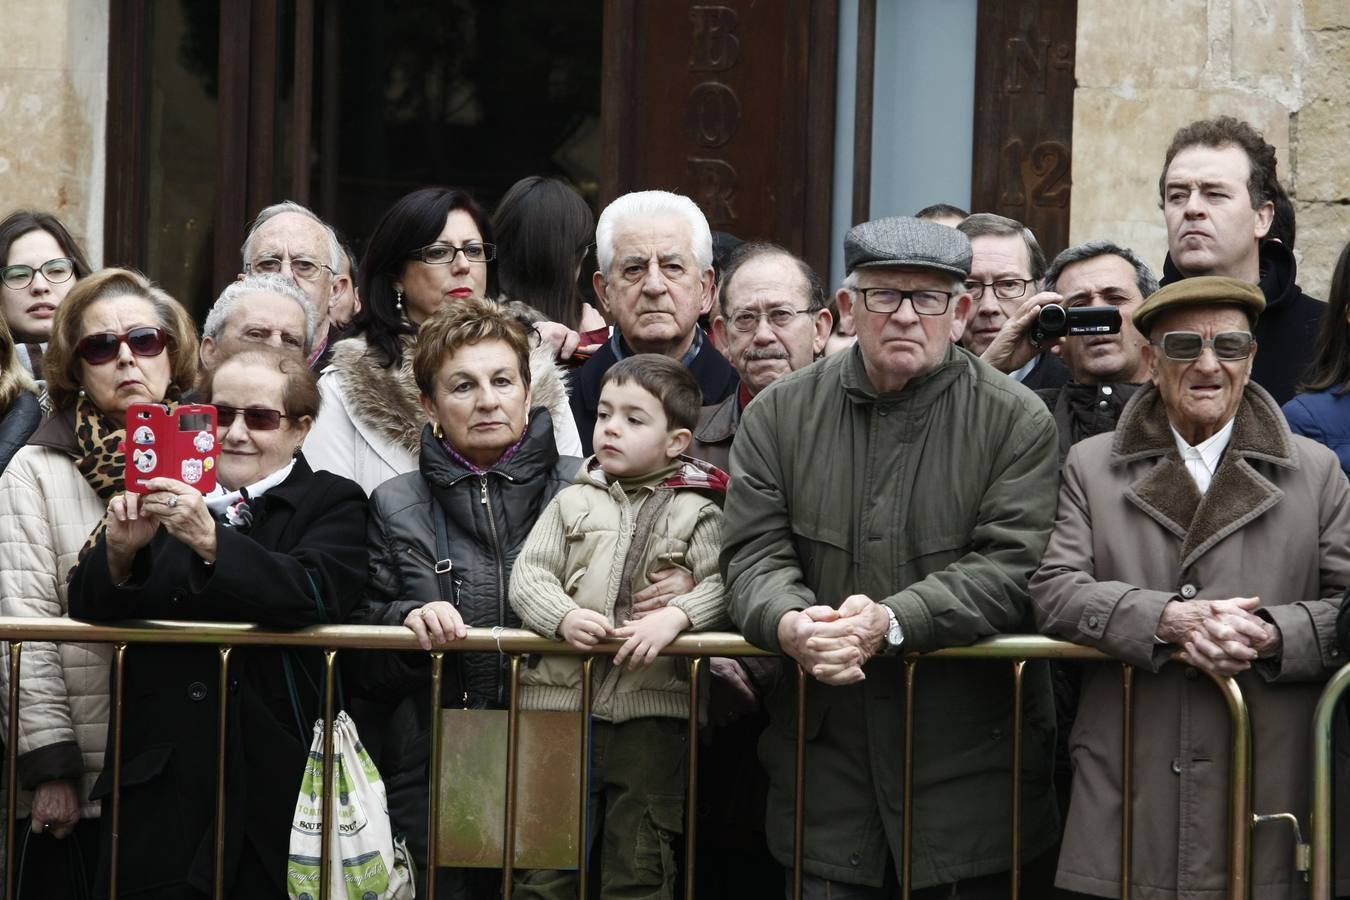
[686,81,741,148]
[687,158,738,226]
[689,6,740,72]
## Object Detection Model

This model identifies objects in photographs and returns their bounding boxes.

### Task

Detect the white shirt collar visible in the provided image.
[1010,355,1039,382]
[1169,417,1236,495]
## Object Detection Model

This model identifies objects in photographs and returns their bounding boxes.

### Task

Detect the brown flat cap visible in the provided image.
[1133,275,1265,337]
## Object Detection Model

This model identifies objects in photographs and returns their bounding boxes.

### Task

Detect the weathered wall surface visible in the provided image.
[1071,0,1350,300]
[0,0,107,265]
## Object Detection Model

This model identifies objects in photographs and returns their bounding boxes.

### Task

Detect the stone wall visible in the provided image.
[0,0,108,265]
[1071,0,1350,301]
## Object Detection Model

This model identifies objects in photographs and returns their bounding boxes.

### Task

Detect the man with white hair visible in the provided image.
[240,201,350,368]
[569,190,739,453]
[199,273,319,370]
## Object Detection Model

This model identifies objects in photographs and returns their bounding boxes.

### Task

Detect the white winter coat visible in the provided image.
[0,438,111,819]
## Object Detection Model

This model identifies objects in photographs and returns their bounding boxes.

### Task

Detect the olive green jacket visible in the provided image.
[720,343,1060,888]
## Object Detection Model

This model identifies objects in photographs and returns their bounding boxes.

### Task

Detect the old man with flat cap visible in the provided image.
[1031,275,1350,899]
[722,217,1061,897]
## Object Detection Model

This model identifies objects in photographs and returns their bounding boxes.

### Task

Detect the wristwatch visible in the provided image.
[881,605,905,655]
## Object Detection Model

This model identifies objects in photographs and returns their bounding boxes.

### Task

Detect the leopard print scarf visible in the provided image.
[73,396,180,565]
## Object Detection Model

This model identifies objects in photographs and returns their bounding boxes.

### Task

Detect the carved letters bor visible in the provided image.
[686,5,741,226]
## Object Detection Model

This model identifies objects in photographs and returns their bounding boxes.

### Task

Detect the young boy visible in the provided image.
[509,353,729,898]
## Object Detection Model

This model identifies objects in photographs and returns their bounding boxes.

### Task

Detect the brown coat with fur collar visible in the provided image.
[1031,383,1350,899]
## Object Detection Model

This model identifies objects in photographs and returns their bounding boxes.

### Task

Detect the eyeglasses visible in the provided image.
[2,258,76,290]
[729,307,813,332]
[409,242,496,265]
[214,404,290,431]
[964,278,1034,301]
[1153,330,1254,361]
[75,327,169,365]
[855,287,955,316]
[246,256,336,282]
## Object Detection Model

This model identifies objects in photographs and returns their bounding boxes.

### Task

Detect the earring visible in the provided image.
[394,288,405,316]
[433,422,444,439]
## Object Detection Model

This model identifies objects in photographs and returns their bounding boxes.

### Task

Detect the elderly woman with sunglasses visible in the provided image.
[0,268,197,899]
[66,348,367,896]
[303,186,582,497]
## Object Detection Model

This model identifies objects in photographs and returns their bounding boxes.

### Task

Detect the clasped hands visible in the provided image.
[1157,596,1282,677]
[777,595,892,685]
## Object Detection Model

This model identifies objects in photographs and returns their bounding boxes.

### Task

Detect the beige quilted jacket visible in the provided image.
[0,441,111,818]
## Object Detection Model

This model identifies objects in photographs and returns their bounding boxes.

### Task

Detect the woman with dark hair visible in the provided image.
[0,314,41,472]
[492,176,605,334]
[69,348,368,897]
[0,268,198,899]
[0,210,95,383]
[304,186,581,495]
[1284,240,1350,476]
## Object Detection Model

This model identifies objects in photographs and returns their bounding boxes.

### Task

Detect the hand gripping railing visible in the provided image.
[0,620,1253,900]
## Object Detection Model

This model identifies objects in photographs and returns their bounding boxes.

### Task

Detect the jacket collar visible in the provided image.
[1112,381,1296,565]
[28,406,79,457]
[693,392,741,444]
[839,341,967,405]
[577,454,729,505]
[419,406,561,488]
[1160,238,1299,311]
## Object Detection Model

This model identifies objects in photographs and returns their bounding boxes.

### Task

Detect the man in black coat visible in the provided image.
[570,190,738,454]
[1157,115,1322,405]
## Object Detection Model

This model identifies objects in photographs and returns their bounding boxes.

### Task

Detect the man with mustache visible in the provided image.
[691,243,831,470]
[1158,116,1322,405]
[1033,240,1158,468]
[570,190,739,454]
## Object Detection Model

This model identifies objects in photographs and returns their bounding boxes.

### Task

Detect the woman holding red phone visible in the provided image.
[68,348,368,897]
[0,267,197,899]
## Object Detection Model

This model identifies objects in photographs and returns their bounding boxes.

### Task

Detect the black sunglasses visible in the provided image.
[214,404,290,431]
[75,327,169,365]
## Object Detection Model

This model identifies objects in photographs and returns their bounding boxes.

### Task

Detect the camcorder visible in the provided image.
[1031,304,1122,346]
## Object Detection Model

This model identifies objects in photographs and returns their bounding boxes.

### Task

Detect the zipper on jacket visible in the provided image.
[480,474,509,705]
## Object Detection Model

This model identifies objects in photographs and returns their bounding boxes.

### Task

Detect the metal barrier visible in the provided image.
[0,619,1254,900]
[1309,661,1350,898]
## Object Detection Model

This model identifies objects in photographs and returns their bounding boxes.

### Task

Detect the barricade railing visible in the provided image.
[1309,661,1350,898]
[0,620,1253,900]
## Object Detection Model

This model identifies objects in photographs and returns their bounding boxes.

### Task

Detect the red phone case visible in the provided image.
[124,403,220,494]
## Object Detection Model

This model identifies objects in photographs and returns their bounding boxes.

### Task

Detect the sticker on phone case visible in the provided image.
[133,426,156,445]
[181,458,204,484]
[193,431,215,453]
[133,448,157,474]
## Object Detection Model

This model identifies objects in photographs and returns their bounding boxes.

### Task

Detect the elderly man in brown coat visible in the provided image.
[1031,275,1350,899]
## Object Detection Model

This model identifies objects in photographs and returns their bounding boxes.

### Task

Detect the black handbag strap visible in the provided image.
[281,569,346,742]
[431,504,455,605]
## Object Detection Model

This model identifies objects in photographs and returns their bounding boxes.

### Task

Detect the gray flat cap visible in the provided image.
[845,216,972,278]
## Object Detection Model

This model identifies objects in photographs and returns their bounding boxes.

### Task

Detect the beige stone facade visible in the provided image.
[0,0,107,266]
[1071,0,1350,300]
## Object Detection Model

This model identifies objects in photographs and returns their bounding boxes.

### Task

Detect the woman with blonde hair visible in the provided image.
[0,267,198,899]
[0,314,41,473]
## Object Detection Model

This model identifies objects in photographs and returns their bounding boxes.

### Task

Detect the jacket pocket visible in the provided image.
[790,512,851,590]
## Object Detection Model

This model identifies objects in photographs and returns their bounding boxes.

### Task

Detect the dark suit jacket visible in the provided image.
[67,459,368,897]
[569,329,739,454]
